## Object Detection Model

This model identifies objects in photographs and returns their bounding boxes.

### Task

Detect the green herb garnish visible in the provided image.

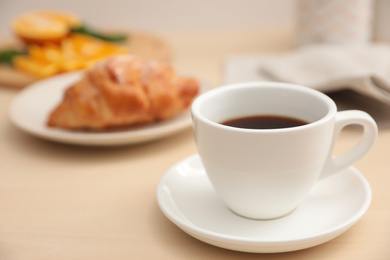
[71,25,128,43]
[0,48,26,66]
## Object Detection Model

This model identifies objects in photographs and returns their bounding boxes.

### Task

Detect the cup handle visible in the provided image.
[320,110,377,180]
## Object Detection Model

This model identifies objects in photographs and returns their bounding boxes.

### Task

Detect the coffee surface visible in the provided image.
[221,115,308,129]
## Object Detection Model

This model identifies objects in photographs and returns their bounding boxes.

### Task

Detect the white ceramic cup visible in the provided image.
[191,82,377,220]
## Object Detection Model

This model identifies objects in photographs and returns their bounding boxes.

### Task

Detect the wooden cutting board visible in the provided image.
[0,31,172,89]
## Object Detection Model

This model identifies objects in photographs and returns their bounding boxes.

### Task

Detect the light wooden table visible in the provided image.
[0,29,389,259]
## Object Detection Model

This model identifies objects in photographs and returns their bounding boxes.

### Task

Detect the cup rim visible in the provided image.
[191,81,337,133]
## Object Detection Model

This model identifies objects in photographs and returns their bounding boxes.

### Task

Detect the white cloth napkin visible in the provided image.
[224,44,390,105]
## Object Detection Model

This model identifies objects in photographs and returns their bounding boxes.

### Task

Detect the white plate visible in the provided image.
[157,154,372,253]
[9,72,203,146]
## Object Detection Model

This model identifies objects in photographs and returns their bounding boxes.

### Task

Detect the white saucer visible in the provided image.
[157,154,372,253]
[9,72,205,146]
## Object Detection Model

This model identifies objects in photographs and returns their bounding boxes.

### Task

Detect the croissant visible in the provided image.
[47,55,200,130]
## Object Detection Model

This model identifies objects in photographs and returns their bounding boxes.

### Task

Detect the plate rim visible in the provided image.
[8,71,202,146]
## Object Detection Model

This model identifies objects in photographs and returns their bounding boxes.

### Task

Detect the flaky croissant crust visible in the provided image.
[47,55,200,130]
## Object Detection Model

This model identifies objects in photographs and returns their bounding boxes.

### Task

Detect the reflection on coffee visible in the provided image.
[221,115,308,129]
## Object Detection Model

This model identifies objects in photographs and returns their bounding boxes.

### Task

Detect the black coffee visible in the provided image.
[221,115,308,129]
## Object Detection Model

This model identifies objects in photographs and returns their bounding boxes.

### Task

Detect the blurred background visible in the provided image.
[0,0,294,33]
[0,0,388,42]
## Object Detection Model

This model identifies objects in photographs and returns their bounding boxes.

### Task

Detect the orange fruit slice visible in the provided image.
[11,10,81,44]
[13,34,129,78]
